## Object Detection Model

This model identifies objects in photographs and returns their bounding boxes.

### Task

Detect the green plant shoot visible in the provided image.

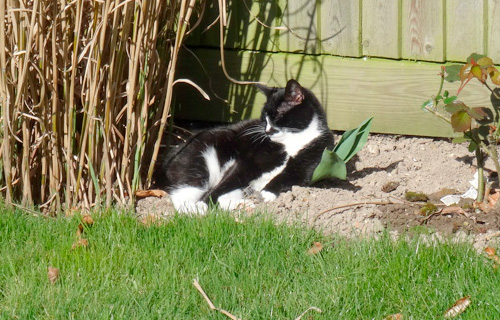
[311,117,373,183]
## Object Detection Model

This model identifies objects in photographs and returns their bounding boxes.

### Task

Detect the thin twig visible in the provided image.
[311,201,394,225]
[294,307,322,320]
[193,279,241,320]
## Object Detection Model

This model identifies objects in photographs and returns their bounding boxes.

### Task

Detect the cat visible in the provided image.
[157,79,335,213]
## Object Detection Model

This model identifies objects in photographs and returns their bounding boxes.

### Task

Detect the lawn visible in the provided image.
[0,207,498,319]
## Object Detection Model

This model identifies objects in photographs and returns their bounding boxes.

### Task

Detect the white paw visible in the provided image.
[174,201,208,215]
[260,190,277,202]
[218,198,250,211]
[218,189,246,211]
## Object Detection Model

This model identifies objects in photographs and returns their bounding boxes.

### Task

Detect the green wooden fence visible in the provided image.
[174,0,500,137]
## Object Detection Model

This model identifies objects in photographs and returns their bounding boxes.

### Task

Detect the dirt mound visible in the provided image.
[137,134,500,251]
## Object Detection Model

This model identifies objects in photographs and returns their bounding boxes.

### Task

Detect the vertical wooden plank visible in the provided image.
[224,0,282,52]
[281,0,319,53]
[320,0,361,57]
[361,0,400,58]
[488,0,500,61]
[446,0,484,61]
[402,0,444,62]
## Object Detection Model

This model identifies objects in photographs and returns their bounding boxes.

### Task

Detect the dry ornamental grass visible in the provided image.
[0,0,204,213]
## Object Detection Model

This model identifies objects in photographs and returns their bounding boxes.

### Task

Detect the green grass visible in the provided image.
[0,208,499,319]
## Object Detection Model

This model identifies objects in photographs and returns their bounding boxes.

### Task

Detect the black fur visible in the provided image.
[156,79,334,210]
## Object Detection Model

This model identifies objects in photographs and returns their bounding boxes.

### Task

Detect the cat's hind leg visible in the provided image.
[169,186,208,214]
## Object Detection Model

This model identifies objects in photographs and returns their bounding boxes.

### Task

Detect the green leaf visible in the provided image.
[444,100,467,114]
[334,117,374,163]
[471,126,490,139]
[444,65,462,82]
[421,99,433,111]
[444,90,449,98]
[452,137,470,144]
[443,96,458,104]
[477,56,494,67]
[451,111,471,132]
[311,149,347,183]
[467,53,487,64]
[468,140,478,152]
[311,117,373,184]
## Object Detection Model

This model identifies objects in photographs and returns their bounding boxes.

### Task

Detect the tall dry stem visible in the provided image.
[0,0,206,213]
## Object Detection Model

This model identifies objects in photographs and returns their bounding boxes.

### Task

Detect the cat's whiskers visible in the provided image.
[241,125,270,145]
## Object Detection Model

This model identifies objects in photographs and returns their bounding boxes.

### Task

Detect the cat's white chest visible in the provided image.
[269,115,322,157]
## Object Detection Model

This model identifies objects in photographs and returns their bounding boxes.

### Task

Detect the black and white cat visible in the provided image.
[158,79,334,213]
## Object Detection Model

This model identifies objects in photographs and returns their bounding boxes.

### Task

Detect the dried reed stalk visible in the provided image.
[0,0,205,213]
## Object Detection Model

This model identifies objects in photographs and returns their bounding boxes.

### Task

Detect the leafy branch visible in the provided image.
[422,53,500,203]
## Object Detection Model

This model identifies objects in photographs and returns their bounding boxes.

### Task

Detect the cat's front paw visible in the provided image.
[175,201,208,215]
[260,190,277,202]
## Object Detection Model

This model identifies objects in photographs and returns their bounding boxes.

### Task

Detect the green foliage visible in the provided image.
[404,191,429,202]
[312,149,347,181]
[419,202,438,216]
[423,53,500,203]
[1,209,499,319]
[311,117,373,183]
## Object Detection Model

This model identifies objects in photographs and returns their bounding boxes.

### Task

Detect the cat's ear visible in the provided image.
[284,79,304,105]
[255,83,274,97]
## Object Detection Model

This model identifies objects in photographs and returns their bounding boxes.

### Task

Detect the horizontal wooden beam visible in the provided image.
[174,48,491,137]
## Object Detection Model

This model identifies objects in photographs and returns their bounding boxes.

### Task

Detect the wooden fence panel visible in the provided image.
[175,49,492,137]
[281,0,319,53]
[402,0,445,62]
[362,0,401,58]
[488,0,500,61]
[222,0,282,52]
[446,0,485,61]
[319,0,361,57]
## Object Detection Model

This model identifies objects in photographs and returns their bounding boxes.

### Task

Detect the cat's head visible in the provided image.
[256,79,327,137]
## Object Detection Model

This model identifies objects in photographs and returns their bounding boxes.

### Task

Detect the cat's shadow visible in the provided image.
[312,155,402,192]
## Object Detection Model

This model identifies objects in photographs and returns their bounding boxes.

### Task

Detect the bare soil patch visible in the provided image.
[137,133,500,250]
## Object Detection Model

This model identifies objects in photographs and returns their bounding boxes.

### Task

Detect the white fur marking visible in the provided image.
[270,115,322,157]
[265,116,273,133]
[170,187,208,214]
[202,147,235,188]
[260,190,277,202]
[202,147,221,188]
[250,159,288,192]
[218,189,246,210]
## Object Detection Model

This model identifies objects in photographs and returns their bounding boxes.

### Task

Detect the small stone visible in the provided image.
[366,144,380,155]
[381,181,400,193]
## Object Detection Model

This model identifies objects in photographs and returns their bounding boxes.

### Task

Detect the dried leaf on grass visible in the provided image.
[135,189,167,199]
[48,266,60,284]
[74,214,94,247]
[82,214,94,226]
[307,242,323,255]
[384,313,403,320]
[443,296,471,318]
[484,246,500,270]
[72,238,89,250]
[485,246,496,257]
